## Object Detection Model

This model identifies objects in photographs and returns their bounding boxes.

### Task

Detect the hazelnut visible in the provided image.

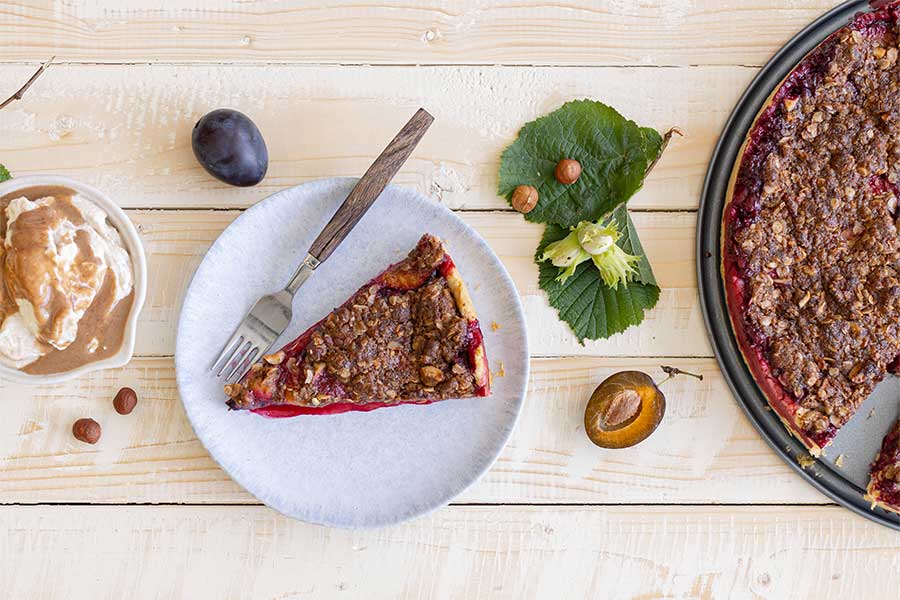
[72,418,101,444]
[554,158,582,184]
[113,387,138,415]
[263,351,285,365]
[510,185,539,214]
[419,365,445,386]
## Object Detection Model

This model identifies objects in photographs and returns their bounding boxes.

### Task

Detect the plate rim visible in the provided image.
[697,0,900,530]
[174,177,529,528]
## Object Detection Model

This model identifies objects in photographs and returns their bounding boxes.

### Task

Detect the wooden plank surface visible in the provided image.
[3,504,896,600]
[0,63,751,211]
[0,1,835,67]
[4,2,891,594]
[130,209,708,358]
[0,357,827,504]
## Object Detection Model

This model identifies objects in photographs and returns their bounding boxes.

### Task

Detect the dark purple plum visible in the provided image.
[192,109,268,187]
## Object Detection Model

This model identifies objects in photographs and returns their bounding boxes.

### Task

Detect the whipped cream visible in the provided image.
[0,192,134,369]
[70,196,133,305]
[0,312,45,368]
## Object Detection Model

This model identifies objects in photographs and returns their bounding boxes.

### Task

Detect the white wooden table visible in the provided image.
[2,2,898,598]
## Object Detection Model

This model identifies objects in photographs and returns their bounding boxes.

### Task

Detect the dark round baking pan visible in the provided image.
[698,0,900,530]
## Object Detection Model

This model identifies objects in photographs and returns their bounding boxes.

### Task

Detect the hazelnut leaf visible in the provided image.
[498,99,664,228]
[536,205,659,342]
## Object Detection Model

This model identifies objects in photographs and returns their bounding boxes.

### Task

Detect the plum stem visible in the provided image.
[656,365,704,387]
[644,127,683,179]
[0,57,54,111]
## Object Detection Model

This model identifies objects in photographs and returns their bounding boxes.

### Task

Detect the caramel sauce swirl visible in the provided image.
[0,186,134,374]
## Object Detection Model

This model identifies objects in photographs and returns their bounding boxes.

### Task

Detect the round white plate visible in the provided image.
[176,178,528,528]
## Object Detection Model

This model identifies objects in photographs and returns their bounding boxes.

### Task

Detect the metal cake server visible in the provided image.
[211,108,434,383]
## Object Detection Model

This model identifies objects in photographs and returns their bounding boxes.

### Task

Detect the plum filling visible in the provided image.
[870,422,900,508]
[724,2,900,451]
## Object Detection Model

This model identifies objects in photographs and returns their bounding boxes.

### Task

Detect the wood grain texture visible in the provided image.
[0,63,752,211]
[0,1,883,593]
[309,108,433,261]
[0,357,828,504]
[2,504,894,600]
[131,209,708,358]
[0,0,836,67]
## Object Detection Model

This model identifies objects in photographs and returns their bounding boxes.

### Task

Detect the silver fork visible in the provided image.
[212,108,435,384]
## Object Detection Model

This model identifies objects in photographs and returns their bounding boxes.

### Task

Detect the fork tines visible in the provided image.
[211,330,262,384]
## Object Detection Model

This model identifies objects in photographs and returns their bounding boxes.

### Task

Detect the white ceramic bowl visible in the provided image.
[0,175,147,384]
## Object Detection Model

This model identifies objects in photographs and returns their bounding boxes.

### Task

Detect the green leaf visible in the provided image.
[0,164,10,183]
[535,205,659,342]
[499,99,664,228]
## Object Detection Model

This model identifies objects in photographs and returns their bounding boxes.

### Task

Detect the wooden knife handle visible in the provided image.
[308,108,435,262]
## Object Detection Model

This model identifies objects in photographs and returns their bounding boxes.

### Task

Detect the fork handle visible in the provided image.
[308,108,434,263]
